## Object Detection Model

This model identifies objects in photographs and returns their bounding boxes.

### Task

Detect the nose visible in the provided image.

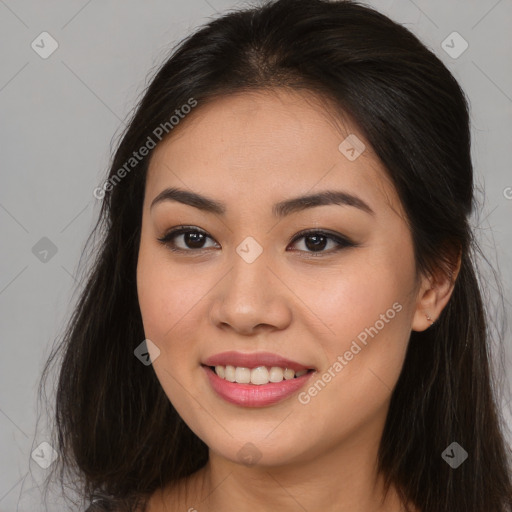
[209,248,293,336]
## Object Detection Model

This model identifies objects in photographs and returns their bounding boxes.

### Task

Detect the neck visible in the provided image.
[171,420,411,512]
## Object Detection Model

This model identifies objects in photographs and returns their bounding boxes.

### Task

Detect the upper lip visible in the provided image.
[203,351,315,372]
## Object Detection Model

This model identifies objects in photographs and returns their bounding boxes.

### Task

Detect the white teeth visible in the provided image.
[269,366,284,382]
[212,365,311,384]
[225,365,236,382]
[251,366,269,385]
[283,368,295,380]
[235,367,251,384]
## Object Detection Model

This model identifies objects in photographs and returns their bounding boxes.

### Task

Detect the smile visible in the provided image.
[202,364,316,407]
[210,364,312,384]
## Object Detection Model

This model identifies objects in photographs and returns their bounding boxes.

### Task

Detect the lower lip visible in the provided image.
[202,365,315,407]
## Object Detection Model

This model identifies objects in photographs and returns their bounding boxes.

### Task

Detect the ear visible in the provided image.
[411,250,462,332]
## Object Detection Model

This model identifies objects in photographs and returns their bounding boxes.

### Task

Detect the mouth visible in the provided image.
[200,352,317,407]
[201,351,317,407]
[203,364,315,385]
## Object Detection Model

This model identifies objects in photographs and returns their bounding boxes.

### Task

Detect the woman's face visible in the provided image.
[137,89,427,467]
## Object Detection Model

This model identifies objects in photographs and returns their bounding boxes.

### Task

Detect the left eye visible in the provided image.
[157,226,355,254]
[287,229,355,254]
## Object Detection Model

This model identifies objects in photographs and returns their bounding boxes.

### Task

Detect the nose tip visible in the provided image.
[209,256,292,334]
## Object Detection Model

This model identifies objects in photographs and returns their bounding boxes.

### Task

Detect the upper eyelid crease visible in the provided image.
[150,187,375,217]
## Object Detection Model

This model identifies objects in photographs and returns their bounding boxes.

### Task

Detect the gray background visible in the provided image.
[1,0,511,510]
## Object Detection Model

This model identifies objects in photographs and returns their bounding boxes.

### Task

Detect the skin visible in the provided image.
[136,89,457,512]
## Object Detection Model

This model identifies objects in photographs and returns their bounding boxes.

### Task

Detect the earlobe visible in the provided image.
[411,284,439,332]
[411,252,461,332]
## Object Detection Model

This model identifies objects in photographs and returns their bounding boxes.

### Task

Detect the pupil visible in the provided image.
[305,234,326,251]
[185,232,205,248]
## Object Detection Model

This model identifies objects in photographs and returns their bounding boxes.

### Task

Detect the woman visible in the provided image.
[40,0,512,510]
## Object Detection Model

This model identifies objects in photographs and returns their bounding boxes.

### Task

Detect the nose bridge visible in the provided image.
[227,240,273,306]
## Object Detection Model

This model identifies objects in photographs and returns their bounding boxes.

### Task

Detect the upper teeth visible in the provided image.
[214,365,308,385]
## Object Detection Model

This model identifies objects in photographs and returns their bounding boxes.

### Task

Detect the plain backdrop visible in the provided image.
[1,0,511,510]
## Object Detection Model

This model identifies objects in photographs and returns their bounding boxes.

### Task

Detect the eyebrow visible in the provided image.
[150,187,375,217]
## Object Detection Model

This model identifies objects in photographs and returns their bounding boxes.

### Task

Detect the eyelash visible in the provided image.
[157,225,356,256]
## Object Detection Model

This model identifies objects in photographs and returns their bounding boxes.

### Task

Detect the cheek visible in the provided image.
[137,245,168,341]
[136,240,224,399]
[137,241,202,345]
[315,247,414,342]
[306,240,416,384]
[313,282,411,390]
[136,246,205,417]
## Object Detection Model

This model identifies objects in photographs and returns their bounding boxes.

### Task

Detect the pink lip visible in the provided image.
[202,365,315,407]
[203,351,314,372]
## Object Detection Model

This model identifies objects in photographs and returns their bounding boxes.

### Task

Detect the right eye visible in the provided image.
[157,226,220,252]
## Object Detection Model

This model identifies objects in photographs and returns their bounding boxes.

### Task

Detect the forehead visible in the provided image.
[145,89,402,218]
